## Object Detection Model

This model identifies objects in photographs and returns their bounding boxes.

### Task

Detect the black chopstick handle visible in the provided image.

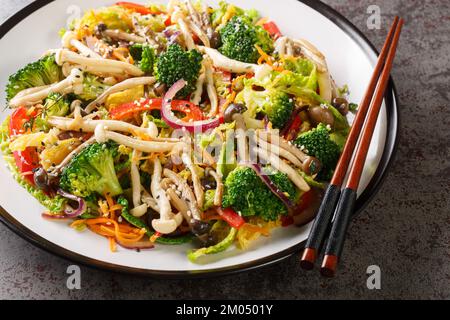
[320,188,357,277]
[300,184,341,270]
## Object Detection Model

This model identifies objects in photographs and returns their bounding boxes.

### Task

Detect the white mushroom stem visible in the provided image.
[13,85,52,99]
[160,179,192,224]
[292,39,328,73]
[233,114,249,164]
[62,62,126,78]
[199,46,259,74]
[9,68,84,108]
[256,136,303,168]
[62,31,102,58]
[130,150,143,209]
[257,130,307,162]
[204,58,218,117]
[50,136,96,173]
[94,125,180,153]
[172,9,196,50]
[55,49,144,77]
[141,187,159,212]
[186,19,210,47]
[84,76,156,113]
[181,149,204,209]
[151,158,183,234]
[103,29,146,44]
[48,117,158,138]
[184,0,202,26]
[253,146,310,192]
[163,169,201,220]
[190,72,205,105]
[274,36,288,57]
[206,168,223,207]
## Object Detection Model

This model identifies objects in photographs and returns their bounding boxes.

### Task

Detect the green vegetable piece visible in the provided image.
[203,189,216,211]
[295,123,341,181]
[222,166,296,221]
[219,16,273,63]
[77,73,110,101]
[129,44,156,74]
[6,54,63,103]
[44,92,70,117]
[188,225,237,262]
[60,141,123,198]
[154,44,203,98]
[1,118,66,212]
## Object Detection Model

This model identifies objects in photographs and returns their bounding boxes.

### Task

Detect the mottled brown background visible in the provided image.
[0,0,448,300]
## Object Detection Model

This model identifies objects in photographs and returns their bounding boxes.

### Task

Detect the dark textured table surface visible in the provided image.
[0,0,448,300]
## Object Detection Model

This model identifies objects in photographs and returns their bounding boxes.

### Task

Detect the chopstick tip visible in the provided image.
[300,248,317,270]
[320,255,338,278]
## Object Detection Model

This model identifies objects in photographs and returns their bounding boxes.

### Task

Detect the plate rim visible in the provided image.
[0,0,399,279]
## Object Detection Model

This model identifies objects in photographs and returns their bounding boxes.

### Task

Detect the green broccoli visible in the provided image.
[264,91,294,129]
[43,93,70,117]
[219,16,273,64]
[60,141,123,198]
[236,82,294,129]
[222,166,296,221]
[77,73,110,101]
[6,54,63,102]
[154,44,202,98]
[129,43,156,74]
[294,123,341,181]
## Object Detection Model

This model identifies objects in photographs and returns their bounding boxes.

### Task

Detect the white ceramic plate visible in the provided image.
[0,0,398,277]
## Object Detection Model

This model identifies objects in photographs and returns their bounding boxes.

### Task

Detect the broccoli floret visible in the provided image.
[236,82,294,129]
[222,166,296,221]
[129,44,156,74]
[154,44,202,98]
[43,93,70,117]
[77,73,110,101]
[6,54,63,102]
[264,91,294,129]
[60,141,123,198]
[219,16,273,63]
[294,123,341,181]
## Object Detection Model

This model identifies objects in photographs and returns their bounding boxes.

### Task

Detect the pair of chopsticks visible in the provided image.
[300,17,404,277]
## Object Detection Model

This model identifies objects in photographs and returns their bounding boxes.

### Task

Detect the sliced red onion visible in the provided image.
[161,79,222,133]
[56,189,87,218]
[116,240,155,251]
[246,163,295,212]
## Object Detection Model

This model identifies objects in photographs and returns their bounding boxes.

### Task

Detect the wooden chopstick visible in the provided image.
[300,17,401,271]
[320,18,404,277]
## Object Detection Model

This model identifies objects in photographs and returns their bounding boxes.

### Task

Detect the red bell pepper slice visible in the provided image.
[116,2,162,15]
[9,107,40,185]
[263,21,282,39]
[283,113,302,141]
[217,207,245,229]
[109,98,204,122]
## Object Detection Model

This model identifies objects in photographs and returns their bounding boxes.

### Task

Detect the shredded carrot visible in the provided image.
[255,45,273,66]
[221,90,237,113]
[150,232,162,243]
[74,218,146,246]
[109,237,117,252]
